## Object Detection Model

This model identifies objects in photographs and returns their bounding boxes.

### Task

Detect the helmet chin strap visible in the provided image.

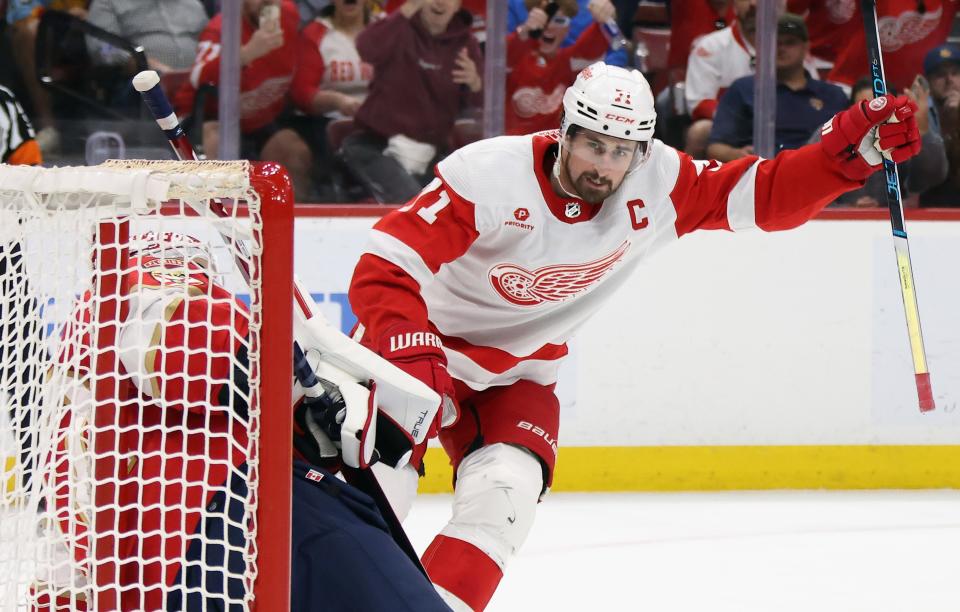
[552,143,584,200]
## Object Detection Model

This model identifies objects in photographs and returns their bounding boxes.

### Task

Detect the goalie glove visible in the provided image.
[820,94,921,181]
[293,344,378,470]
[293,340,447,471]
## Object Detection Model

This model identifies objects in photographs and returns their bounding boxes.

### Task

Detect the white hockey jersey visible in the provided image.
[349,132,858,390]
[684,22,820,121]
[684,23,755,121]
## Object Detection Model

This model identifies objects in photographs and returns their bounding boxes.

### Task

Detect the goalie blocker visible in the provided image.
[36,232,447,612]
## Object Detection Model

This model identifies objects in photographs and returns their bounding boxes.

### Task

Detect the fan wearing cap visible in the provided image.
[920,43,960,206]
[706,13,849,162]
[348,61,922,611]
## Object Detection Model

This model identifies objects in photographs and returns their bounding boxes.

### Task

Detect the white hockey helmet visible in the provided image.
[559,62,657,168]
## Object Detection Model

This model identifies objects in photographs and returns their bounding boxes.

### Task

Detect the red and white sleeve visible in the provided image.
[349,176,480,342]
[671,144,862,237]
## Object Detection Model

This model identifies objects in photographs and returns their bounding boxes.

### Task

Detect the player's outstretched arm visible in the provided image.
[672,95,922,236]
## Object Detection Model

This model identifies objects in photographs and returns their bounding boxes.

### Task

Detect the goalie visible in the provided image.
[31,232,449,612]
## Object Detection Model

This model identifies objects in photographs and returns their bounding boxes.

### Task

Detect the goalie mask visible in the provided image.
[129,231,217,274]
[554,62,657,199]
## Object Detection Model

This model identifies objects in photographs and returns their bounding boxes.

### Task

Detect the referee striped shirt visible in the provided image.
[0,85,42,165]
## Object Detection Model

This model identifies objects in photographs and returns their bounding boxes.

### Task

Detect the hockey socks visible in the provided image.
[422,534,503,611]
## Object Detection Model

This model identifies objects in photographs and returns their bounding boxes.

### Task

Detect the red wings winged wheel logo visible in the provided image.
[489,242,630,306]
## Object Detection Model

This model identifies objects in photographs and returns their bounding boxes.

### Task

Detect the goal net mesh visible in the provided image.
[0,160,277,611]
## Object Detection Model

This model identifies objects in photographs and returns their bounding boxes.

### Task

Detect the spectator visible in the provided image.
[0,85,43,165]
[666,0,733,79]
[175,0,313,199]
[825,76,947,207]
[290,0,373,196]
[505,0,613,135]
[824,0,957,94]
[920,44,960,207]
[342,0,483,204]
[292,0,372,122]
[682,0,757,157]
[784,0,853,77]
[705,13,847,161]
[385,0,486,42]
[656,0,731,150]
[5,0,89,153]
[85,0,209,74]
[508,0,628,67]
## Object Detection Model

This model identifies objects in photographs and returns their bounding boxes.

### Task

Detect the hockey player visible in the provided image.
[32,232,450,611]
[348,61,922,610]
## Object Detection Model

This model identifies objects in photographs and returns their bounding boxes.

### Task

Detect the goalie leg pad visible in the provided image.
[370,461,419,523]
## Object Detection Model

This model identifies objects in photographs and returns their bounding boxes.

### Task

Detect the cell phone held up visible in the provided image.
[529,2,560,40]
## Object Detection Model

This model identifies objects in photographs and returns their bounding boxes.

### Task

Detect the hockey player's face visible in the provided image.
[564,130,637,203]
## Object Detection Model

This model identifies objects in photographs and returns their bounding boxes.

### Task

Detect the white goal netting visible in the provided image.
[0,160,291,611]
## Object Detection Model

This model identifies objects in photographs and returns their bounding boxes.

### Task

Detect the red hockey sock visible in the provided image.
[422,534,503,611]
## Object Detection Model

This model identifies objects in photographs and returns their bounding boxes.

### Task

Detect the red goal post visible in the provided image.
[0,160,292,611]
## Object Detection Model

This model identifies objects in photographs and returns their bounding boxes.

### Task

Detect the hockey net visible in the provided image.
[0,160,293,611]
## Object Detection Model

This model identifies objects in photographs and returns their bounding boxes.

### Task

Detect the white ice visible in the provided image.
[404,490,960,612]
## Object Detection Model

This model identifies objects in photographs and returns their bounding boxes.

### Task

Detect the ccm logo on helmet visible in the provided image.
[604,113,635,124]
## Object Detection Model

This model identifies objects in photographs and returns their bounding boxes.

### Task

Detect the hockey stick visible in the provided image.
[133,71,431,576]
[860,0,935,412]
[132,71,438,410]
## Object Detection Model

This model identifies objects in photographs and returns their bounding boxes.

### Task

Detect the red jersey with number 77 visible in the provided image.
[175,1,299,133]
[349,132,861,391]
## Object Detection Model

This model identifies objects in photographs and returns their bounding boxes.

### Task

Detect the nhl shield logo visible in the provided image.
[564,203,581,218]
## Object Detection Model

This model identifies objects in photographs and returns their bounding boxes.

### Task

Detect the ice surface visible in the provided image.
[405,490,960,611]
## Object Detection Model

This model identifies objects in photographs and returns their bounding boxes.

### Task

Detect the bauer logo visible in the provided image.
[517,420,558,455]
[305,469,325,482]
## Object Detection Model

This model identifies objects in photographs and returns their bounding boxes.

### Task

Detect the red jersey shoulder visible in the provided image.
[200,12,224,42]
[302,18,332,47]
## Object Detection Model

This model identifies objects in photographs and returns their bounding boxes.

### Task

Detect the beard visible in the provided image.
[572,169,615,203]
